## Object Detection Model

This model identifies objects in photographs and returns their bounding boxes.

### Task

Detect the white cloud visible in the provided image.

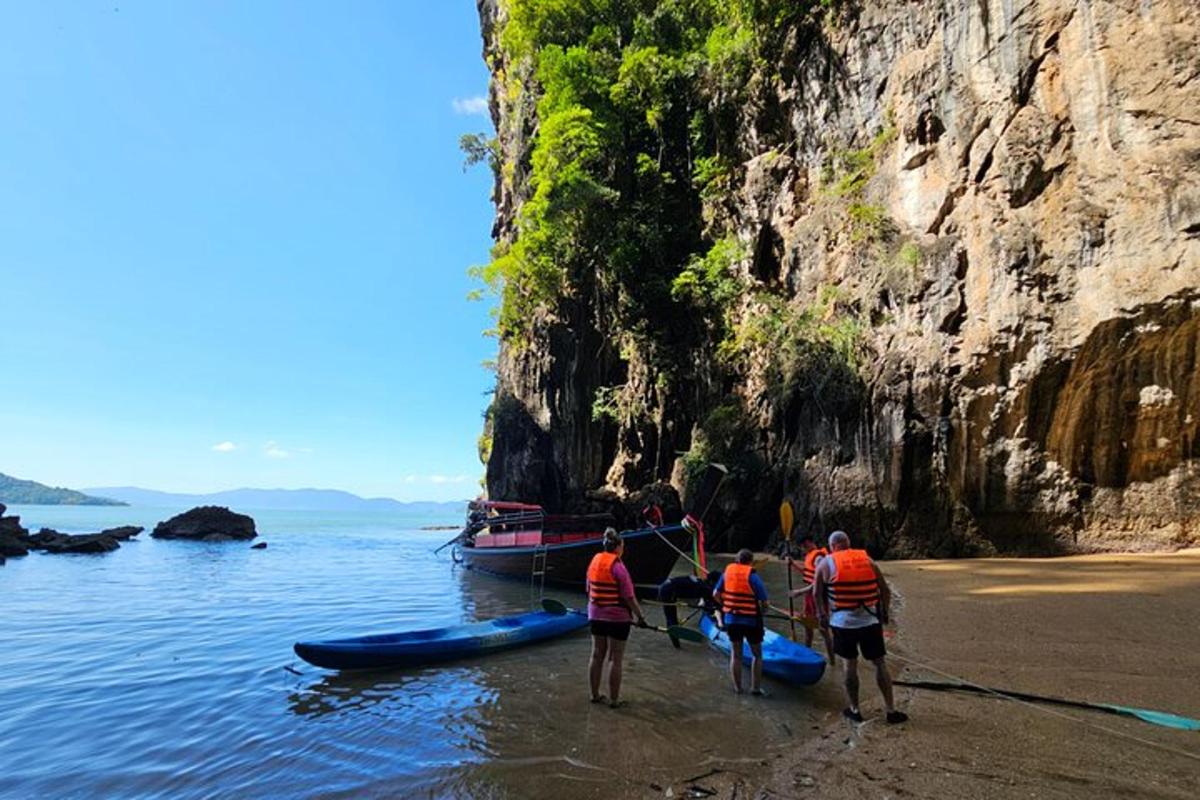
[264,441,291,459]
[451,95,488,115]
[211,441,237,453]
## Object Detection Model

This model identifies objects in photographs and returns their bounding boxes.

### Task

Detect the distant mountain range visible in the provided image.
[83,486,468,514]
[0,472,126,506]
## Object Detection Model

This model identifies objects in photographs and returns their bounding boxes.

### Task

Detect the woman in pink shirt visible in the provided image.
[585,529,646,708]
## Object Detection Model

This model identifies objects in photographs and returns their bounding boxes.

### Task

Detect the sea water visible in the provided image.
[0,504,837,799]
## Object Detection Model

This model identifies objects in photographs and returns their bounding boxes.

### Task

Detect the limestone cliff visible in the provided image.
[474,0,1200,555]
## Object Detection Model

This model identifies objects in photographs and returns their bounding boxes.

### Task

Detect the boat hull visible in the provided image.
[699,615,826,686]
[460,524,693,590]
[294,610,588,671]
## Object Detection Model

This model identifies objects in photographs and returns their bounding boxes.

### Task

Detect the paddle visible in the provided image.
[540,599,705,643]
[894,679,1200,732]
[433,530,464,555]
[767,603,819,631]
[779,500,796,641]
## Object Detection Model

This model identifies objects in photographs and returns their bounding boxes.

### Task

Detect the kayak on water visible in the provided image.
[699,614,826,686]
[294,609,589,671]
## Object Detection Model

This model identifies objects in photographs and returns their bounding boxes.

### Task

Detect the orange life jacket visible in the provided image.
[587,552,622,607]
[719,563,761,617]
[802,547,828,585]
[827,548,880,612]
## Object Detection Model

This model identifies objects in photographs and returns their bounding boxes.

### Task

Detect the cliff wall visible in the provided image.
[474,0,1200,555]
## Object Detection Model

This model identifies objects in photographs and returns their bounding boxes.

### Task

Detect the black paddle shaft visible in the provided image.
[894,679,1123,717]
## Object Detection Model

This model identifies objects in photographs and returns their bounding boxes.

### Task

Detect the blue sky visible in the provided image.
[0,2,499,501]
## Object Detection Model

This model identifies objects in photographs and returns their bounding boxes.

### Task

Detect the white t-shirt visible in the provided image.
[825,554,881,629]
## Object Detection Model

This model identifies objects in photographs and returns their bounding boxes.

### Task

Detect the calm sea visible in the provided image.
[0,504,834,799]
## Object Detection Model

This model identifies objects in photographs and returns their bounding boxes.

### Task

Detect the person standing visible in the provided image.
[712,549,769,695]
[788,535,836,662]
[814,531,907,724]
[586,528,647,708]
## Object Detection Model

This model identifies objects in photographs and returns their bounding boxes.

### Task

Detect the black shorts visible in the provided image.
[590,620,631,641]
[725,622,764,645]
[832,624,886,661]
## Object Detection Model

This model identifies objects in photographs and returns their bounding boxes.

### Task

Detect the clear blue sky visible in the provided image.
[0,2,499,501]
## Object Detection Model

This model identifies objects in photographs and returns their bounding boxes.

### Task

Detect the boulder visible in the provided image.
[102,526,143,541]
[30,529,121,554]
[0,513,30,557]
[152,506,257,541]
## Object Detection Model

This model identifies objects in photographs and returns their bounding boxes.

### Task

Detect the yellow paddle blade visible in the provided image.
[779,500,794,541]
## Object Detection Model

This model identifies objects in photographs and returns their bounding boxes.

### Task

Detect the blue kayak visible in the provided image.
[294,609,589,671]
[699,615,826,686]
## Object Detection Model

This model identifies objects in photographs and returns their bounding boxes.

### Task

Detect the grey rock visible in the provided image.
[474,0,1200,555]
[102,526,143,541]
[28,529,123,554]
[0,514,30,556]
[152,506,257,541]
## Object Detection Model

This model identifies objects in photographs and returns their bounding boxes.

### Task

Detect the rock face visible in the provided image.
[152,506,257,542]
[475,0,1200,555]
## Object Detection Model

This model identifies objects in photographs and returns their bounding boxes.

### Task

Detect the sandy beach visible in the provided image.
[661,550,1200,799]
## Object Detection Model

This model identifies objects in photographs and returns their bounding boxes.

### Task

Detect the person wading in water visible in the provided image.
[788,534,836,664]
[712,549,769,695]
[586,528,647,708]
[814,531,908,724]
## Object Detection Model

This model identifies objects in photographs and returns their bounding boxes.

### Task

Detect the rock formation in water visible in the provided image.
[28,526,143,554]
[0,503,31,557]
[152,506,257,541]
[472,0,1200,555]
[0,508,144,555]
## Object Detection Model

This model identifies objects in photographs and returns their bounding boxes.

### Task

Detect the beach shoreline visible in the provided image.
[654,549,1200,799]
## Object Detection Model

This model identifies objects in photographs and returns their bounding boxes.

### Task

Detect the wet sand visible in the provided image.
[649,550,1200,799]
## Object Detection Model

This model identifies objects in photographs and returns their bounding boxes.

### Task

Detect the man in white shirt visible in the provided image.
[814,531,907,724]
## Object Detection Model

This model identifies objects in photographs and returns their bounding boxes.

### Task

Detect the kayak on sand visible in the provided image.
[294,609,588,671]
[699,614,826,686]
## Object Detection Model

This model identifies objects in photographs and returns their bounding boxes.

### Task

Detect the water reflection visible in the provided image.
[287,666,496,721]
[2,507,841,799]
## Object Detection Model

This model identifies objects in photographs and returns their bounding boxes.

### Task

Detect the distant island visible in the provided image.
[0,472,126,506]
[84,486,467,514]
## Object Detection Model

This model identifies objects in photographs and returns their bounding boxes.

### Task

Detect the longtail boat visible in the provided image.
[454,500,705,591]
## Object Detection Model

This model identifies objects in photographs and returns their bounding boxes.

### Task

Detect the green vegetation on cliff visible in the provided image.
[0,472,125,506]
[471,0,845,345]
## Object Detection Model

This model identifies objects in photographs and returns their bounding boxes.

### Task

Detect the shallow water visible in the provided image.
[0,505,837,798]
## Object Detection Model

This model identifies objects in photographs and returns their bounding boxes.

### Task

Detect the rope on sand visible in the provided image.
[889,652,1200,763]
[655,529,1197,757]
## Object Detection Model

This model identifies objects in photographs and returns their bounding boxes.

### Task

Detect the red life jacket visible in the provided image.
[587,552,622,607]
[719,563,760,616]
[802,547,828,585]
[827,549,880,612]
